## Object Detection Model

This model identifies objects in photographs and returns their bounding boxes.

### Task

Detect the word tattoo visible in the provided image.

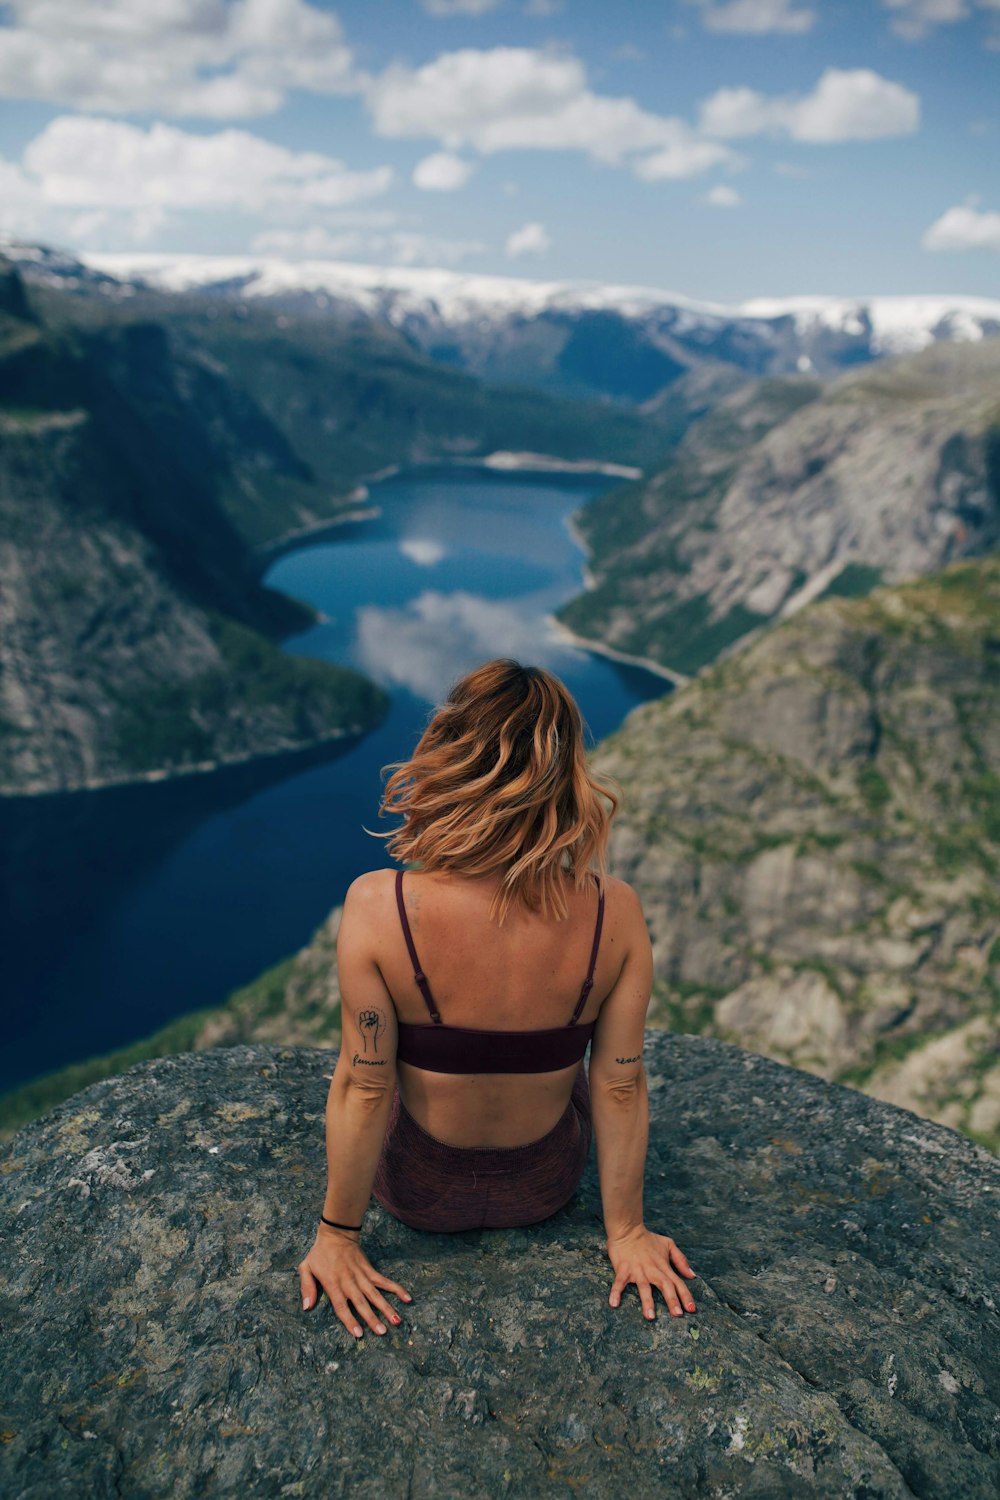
[615,1054,642,1064]
[353,1054,386,1068]
[358,1008,387,1054]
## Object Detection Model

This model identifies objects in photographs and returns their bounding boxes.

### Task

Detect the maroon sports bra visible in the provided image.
[392,869,604,1074]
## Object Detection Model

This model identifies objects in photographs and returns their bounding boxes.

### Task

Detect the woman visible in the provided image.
[298,658,697,1339]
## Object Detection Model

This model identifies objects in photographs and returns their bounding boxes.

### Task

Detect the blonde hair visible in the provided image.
[375,659,620,923]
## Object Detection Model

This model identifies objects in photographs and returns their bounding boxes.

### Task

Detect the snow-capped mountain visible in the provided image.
[9,241,1000,401]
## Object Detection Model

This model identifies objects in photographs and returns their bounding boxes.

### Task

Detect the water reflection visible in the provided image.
[356,589,574,702]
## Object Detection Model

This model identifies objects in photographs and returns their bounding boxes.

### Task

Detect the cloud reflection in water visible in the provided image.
[355,589,577,703]
[399,537,447,567]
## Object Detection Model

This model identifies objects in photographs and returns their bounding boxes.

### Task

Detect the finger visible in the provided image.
[299,1262,319,1312]
[657,1274,685,1317]
[638,1279,655,1321]
[346,1282,387,1337]
[609,1270,628,1309]
[371,1271,413,1305]
[331,1292,364,1340]
[360,1279,403,1329]
[672,1272,697,1313]
[669,1242,696,1277]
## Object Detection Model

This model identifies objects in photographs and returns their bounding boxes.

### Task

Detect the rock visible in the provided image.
[561,340,1000,678]
[592,553,1000,1151]
[1,1034,998,1498]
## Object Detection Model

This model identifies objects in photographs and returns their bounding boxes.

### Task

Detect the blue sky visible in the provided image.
[0,0,998,300]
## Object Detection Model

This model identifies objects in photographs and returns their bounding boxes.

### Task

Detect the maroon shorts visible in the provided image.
[372,1064,592,1232]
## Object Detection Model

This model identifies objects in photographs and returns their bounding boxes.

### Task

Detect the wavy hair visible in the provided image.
[374,659,620,923]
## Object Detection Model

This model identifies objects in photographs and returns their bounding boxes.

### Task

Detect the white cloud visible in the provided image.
[0,0,362,117]
[251,226,488,265]
[505,220,550,256]
[703,184,742,206]
[883,0,966,39]
[922,201,1000,250]
[700,68,920,143]
[883,0,1000,39]
[0,115,398,250]
[365,45,737,180]
[21,116,393,213]
[400,538,448,566]
[412,151,477,191]
[686,0,817,33]
[422,0,503,13]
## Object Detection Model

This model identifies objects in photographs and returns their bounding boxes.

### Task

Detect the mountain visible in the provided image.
[592,552,1000,1152]
[62,246,1000,400]
[7,243,678,548]
[558,340,1000,677]
[0,260,387,794]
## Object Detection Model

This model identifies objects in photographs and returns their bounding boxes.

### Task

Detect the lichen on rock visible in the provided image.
[0,1033,997,1498]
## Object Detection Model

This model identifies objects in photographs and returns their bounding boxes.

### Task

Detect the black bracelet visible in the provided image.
[320,1214,363,1231]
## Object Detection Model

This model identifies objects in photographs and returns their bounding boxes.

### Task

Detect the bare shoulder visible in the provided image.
[601,874,645,924]
[344,868,397,905]
[339,869,398,942]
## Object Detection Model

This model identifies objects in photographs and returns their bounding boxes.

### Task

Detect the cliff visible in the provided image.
[0,1035,997,1498]
[0,263,387,794]
[593,553,1000,1153]
[560,342,1000,676]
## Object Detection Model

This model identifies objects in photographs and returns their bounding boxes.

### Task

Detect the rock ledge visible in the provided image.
[1,1033,998,1499]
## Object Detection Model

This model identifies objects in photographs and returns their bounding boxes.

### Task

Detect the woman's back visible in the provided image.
[346,865,629,1148]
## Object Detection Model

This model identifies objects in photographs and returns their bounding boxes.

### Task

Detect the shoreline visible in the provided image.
[0,721,370,802]
[547,615,690,688]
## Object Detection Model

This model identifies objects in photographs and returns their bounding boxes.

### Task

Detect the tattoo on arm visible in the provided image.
[353,1054,386,1067]
[616,1054,642,1064]
[358,1008,387,1053]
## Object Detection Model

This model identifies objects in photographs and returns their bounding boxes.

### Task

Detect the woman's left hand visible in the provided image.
[606,1225,697,1320]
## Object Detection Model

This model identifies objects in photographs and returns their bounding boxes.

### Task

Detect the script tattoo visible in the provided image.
[352,1054,386,1068]
[616,1054,642,1064]
[358,1008,386,1054]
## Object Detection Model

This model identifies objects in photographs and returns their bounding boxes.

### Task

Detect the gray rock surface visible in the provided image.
[2,1034,998,1498]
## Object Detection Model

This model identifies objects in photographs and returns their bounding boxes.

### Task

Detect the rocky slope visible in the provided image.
[0,264,387,794]
[560,341,1000,676]
[592,553,1000,1152]
[1,1037,997,1498]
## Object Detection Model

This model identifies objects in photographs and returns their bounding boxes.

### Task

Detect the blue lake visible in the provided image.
[1,465,670,1093]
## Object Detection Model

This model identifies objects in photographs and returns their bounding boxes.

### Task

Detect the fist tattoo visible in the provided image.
[358,1008,386,1053]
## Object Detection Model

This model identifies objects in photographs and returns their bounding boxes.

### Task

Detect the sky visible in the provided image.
[0,0,998,301]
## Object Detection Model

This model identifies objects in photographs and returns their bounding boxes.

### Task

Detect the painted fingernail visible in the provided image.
[391,1314,401,1325]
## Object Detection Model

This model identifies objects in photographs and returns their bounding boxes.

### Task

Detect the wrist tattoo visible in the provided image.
[616,1054,642,1064]
[353,1055,386,1067]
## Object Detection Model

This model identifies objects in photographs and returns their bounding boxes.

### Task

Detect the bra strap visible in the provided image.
[394,870,442,1023]
[569,876,605,1025]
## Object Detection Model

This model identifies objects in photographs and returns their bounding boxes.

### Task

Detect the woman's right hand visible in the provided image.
[298,1225,412,1338]
[607,1226,697,1321]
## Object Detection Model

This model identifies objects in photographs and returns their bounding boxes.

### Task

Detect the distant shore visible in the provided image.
[251,451,639,567]
[547,616,689,688]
